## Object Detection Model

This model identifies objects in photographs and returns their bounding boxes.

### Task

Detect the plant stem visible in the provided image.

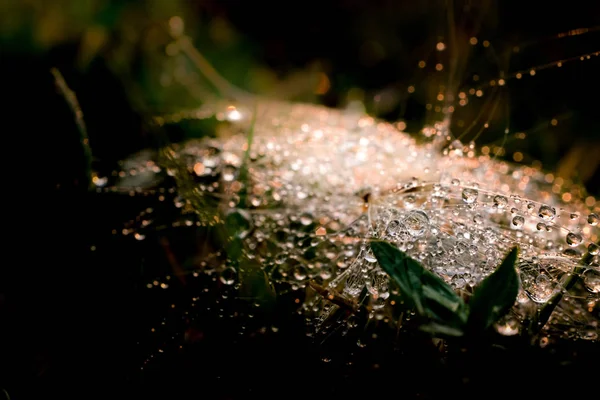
[177,36,254,102]
[51,67,92,190]
[532,243,598,335]
[237,104,258,207]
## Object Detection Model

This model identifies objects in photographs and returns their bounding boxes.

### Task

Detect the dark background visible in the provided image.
[1,1,599,399]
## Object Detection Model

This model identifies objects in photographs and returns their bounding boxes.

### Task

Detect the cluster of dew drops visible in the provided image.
[93,98,599,355]
[89,23,600,368]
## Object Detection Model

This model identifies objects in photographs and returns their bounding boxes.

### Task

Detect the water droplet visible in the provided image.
[495,317,519,336]
[451,178,460,186]
[536,222,546,231]
[493,195,508,209]
[569,213,579,220]
[588,243,599,255]
[220,267,237,285]
[473,214,483,225]
[222,165,237,181]
[225,209,252,239]
[364,248,377,263]
[566,232,582,247]
[519,258,567,303]
[320,267,333,279]
[538,205,556,221]
[299,213,313,226]
[579,330,598,341]
[512,216,525,228]
[403,195,416,207]
[461,188,479,204]
[583,269,600,293]
[588,213,599,226]
[386,219,401,236]
[293,265,307,280]
[403,210,429,237]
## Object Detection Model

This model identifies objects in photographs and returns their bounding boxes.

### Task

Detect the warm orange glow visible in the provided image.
[513,152,523,162]
[315,73,331,95]
[193,162,205,175]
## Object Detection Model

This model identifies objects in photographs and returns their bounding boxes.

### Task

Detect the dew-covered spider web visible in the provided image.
[90,16,600,368]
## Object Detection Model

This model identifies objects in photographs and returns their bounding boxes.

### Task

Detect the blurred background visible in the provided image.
[2,0,600,192]
[1,1,599,399]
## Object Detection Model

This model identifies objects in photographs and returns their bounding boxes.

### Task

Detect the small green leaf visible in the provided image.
[467,247,520,332]
[238,260,276,307]
[371,240,467,328]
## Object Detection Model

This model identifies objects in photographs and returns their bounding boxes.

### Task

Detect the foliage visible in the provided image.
[371,241,519,338]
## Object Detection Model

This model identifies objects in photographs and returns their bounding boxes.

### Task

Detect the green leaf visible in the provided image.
[238,260,276,307]
[370,241,467,328]
[467,247,520,332]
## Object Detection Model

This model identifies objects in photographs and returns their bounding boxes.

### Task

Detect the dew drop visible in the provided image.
[300,213,314,226]
[222,165,237,182]
[580,330,598,341]
[536,222,546,231]
[219,267,237,285]
[588,243,599,255]
[403,195,416,207]
[293,265,308,280]
[386,219,401,236]
[512,216,525,228]
[588,213,599,226]
[565,232,582,247]
[493,195,508,209]
[225,209,253,239]
[403,210,430,237]
[583,269,600,293]
[364,248,378,263]
[461,188,478,204]
[538,205,556,221]
[320,267,333,280]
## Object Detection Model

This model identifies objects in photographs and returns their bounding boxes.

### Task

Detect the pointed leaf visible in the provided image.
[371,240,466,326]
[467,247,520,331]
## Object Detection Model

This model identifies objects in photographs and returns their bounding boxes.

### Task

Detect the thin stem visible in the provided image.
[237,104,258,207]
[177,36,254,102]
[51,67,92,190]
[532,244,598,335]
